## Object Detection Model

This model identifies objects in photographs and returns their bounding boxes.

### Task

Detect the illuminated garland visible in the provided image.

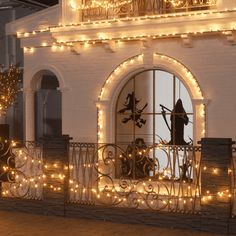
[0,66,22,115]
[2,157,233,199]
[15,9,236,41]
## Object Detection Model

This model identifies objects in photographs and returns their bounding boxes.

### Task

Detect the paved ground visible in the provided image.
[0,210,222,236]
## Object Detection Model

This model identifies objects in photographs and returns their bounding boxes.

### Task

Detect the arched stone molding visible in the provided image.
[24,64,66,91]
[23,64,67,142]
[23,88,35,141]
[97,53,207,145]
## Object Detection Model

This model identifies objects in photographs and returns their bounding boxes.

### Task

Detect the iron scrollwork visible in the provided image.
[69,142,201,213]
[0,140,15,182]
[1,141,43,199]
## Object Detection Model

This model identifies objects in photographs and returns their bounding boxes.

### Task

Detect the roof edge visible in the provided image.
[6,4,60,35]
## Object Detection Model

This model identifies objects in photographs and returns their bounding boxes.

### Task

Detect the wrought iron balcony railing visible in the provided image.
[0,140,235,216]
[78,0,217,22]
[69,142,202,213]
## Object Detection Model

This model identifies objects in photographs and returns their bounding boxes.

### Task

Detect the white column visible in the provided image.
[4,36,9,67]
[11,9,16,65]
[24,89,35,141]
[217,0,236,10]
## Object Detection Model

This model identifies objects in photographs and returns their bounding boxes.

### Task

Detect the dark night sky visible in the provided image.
[36,0,58,6]
[17,0,59,7]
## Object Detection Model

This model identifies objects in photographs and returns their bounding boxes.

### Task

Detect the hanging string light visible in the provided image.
[0,65,23,116]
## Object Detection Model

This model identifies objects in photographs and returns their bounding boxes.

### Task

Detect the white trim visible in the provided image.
[24,64,66,91]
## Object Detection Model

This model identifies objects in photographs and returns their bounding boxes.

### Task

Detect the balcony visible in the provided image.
[70,0,217,22]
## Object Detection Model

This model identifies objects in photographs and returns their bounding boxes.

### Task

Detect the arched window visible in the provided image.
[116,69,193,148]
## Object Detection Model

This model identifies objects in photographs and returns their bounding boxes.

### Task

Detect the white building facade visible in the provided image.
[6,0,236,145]
[3,2,236,229]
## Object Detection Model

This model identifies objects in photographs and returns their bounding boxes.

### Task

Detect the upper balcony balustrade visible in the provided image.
[69,0,217,22]
[9,0,236,53]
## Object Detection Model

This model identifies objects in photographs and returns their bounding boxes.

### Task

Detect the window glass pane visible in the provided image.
[155,70,173,113]
[184,114,193,144]
[116,69,193,148]
[155,115,171,144]
[116,78,134,114]
[116,114,134,145]
[134,114,153,145]
[175,79,193,113]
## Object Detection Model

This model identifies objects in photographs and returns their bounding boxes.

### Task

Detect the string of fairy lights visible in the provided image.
[0,66,22,115]
[18,8,232,38]
[15,8,236,54]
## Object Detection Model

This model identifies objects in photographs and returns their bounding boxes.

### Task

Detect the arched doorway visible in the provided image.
[34,71,62,141]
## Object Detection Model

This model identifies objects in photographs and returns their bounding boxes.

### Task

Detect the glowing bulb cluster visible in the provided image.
[0,65,22,115]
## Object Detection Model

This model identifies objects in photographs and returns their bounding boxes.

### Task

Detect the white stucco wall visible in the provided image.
[6,0,236,142]
[22,35,236,142]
